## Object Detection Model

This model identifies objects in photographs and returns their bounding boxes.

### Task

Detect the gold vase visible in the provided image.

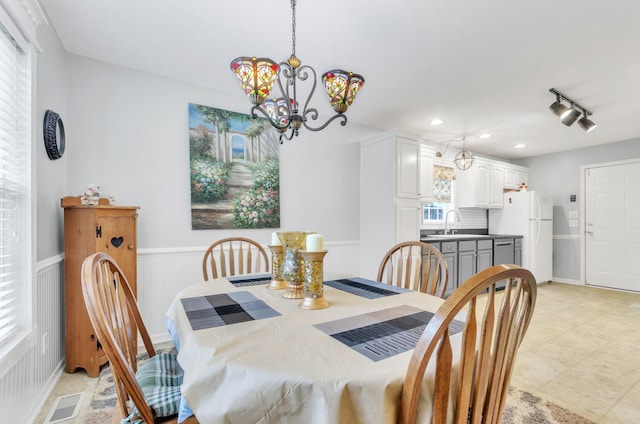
[300,250,329,309]
[278,231,314,299]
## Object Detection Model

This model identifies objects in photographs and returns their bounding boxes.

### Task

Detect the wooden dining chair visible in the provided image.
[377,241,449,298]
[398,264,537,424]
[81,252,198,424]
[202,237,269,281]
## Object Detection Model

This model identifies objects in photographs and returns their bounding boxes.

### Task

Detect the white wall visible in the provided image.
[519,138,640,282]
[65,54,380,250]
[36,17,68,260]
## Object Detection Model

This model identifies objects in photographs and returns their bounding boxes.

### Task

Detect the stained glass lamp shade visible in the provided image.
[322,70,365,113]
[230,57,279,105]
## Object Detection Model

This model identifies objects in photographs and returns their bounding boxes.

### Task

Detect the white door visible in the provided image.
[585,161,640,292]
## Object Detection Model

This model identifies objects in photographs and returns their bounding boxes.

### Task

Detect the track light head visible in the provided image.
[549,94,569,118]
[561,105,581,126]
[578,113,597,133]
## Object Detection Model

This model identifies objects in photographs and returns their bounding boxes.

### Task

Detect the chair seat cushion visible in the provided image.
[134,352,184,418]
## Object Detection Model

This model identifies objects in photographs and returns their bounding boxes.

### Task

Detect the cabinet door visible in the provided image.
[396,138,420,199]
[420,146,434,201]
[96,213,137,290]
[475,162,491,206]
[477,249,493,273]
[517,171,529,188]
[458,247,477,286]
[395,200,420,243]
[489,165,504,207]
[504,167,517,189]
[443,252,457,296]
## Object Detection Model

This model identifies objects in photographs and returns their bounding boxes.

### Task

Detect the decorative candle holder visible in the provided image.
[266,244,288,290]
[299,250,329,309]
[277,231,314,299]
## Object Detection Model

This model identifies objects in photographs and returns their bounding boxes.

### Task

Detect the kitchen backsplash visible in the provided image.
[420,207,488,232]
[457,208,489,229]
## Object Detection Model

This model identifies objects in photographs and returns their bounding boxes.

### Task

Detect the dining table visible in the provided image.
[165,273,465,424]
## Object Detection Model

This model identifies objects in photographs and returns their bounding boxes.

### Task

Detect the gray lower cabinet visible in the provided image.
[477,239,494,273]
[514,238,522,266]
[440,242,458,297]
[457,241,477,287]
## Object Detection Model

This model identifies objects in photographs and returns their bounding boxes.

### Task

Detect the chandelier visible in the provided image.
[230,0,365,143]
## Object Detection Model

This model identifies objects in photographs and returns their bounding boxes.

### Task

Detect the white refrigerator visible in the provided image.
[488,190,553,284]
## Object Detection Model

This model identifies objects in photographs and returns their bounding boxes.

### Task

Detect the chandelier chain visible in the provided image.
[291,0,296,57]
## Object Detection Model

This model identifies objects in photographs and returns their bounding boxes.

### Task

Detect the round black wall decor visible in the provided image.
[43,110,65,160]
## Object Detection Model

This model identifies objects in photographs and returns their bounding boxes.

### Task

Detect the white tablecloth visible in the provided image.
[166,276,458,424]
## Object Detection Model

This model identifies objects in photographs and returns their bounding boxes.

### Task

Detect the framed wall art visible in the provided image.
[189,103,280,230]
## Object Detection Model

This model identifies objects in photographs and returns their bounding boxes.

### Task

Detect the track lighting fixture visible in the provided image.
[548,88,597,132]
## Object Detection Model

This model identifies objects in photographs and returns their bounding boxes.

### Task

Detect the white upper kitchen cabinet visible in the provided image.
[456,159,504,208]
[420,144,435,202]
[360,130,424,279]
[503,164,530,190]
[395,137,421,199]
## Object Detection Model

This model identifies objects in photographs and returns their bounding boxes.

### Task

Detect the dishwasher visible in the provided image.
[493,238,515,289]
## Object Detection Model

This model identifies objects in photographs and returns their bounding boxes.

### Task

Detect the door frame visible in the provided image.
[579,157,640,286]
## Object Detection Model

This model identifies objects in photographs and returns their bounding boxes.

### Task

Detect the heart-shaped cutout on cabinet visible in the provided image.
[111,237,124,248]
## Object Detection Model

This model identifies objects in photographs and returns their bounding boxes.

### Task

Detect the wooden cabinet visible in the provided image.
[61,196,139,377]
[360,130,423,279]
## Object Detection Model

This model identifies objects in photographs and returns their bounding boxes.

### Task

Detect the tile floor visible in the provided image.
[34,282,640,423]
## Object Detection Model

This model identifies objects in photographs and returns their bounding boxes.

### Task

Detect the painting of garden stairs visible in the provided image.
[191,161,254,228]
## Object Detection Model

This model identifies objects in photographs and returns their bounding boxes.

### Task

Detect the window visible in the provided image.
[0,7,32,363]
[423,202,445,221]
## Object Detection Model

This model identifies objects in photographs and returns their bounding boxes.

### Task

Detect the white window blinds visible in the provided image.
[0,19,29,349]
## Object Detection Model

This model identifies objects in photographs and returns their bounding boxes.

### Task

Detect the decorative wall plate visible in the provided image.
[43,110,65,160]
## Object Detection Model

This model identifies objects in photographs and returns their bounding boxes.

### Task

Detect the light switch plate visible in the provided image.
[569,220,578,227]
[569,211,578,219]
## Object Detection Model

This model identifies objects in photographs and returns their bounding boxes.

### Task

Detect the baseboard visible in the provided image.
[549,278,582,285]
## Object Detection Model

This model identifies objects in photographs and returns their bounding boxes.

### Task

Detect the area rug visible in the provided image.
[86,358,595,424]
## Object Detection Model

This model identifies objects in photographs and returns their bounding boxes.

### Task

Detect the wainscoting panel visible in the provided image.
[138,242,361,341]
[2,257,65,424]
[10,242,360,423]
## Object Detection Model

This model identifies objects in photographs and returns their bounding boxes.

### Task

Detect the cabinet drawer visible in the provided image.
[458,240,476,252]
[441,241,457,253]
[478,239,493,250]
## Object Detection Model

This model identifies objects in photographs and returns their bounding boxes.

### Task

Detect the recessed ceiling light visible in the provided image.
[478,133,491,139]
[429,119,443,126]
[514,144,526,149]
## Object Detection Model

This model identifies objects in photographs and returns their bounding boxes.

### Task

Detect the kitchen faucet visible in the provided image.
[443,209,460,235]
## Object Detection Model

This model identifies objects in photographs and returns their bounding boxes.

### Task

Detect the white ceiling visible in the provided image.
[39,0,640,159]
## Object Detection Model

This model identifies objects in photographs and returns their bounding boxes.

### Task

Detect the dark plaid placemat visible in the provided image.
[180,291,280,330]
[226,274,273,287]
[314,305,464,361]
[324,277,411,299]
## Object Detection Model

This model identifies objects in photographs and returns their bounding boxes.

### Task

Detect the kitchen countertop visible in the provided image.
[421,234,524,242]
